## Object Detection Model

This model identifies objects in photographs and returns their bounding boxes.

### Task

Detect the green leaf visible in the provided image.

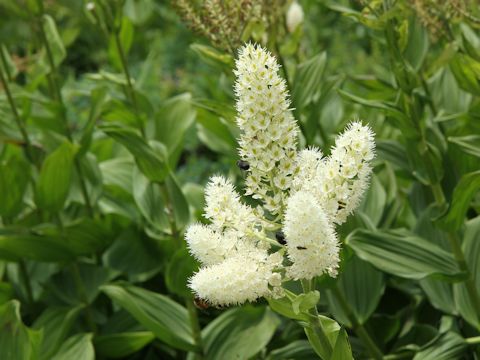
[0,231,74,262]
[448,135,480,158]
[102,228,161,281]
[42,15,66,68]
[304,315,349,360]
[337,89,416,138]
[292,291,320,315]
[132,166,169,232]
[35,142,75,212]
[441,170,480,230]
[403,18,429,71]
[0,300,43,360]
[190,44,233,68]
[412,331,467,360]
[108,17,134,71]
[454,216,480,329]
[165,248,198,298]
[267,293,308,321]
[359,175,386,226]
[346,229,463,280]
[33,307,82,360]
[101,282,195,351]
[101,125,168,182]
[0,282,13,305]
[266,340,317,360]
[461,24,480,62]
[293,52,327,108]
[202,306,279,360]
[326,256,385,326]
[330,328,353,360]
[51,333,94,360]
[0,155,30,217]
[165,173,190,230]
[155,93,196,154]
[450,53,480,96]
[94,332,155,359]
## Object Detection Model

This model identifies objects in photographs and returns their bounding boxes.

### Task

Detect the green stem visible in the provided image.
[186,298,204,359]
[301,279,333,357]
[0,50,35,162]
[19,260,34,305]
[331,284,383,360]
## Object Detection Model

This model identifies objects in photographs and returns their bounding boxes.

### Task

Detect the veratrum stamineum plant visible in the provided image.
[185,43,375,357]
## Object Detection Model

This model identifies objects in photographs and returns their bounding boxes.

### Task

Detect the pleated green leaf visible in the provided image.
[51,333,94,360]
[35,142,75,212]
[326,255,385,326]
[101,283,195,351]
[94,331,155,358]
[0,300,43,360]
[202,306,279,360]
[347,229,463,280]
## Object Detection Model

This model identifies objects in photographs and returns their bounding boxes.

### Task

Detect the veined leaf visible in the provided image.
[441,170,480,230]
[51,333,94,360]
[101,283,195,351]
[202,306,279,360]
[101,125,168,182]
[94,331,155,358]
[0,300,43,360]
[346,229,463,280]
[35,142,75,212]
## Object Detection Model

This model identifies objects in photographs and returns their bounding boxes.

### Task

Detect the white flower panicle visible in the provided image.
[315,121,375,224]
[283,191,340,280]
[185,43,376,307]
[286,1,304,33]
[189,250,283,306]
[234,43,299,214]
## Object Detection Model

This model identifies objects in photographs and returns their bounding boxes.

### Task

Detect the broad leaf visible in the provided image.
[346,229,463,280]
[35,142,75,212]
[94,331,154,358]
[202,306,279,360]
[0,300,43,360]
[101,283,195,351]
[51,333,94,360]
[101,125,168,182]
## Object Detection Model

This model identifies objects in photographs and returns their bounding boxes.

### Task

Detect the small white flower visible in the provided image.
[286,1,304,33]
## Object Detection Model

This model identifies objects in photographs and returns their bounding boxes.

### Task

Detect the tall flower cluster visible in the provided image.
[186,43,375,306]
[234,43,299,214]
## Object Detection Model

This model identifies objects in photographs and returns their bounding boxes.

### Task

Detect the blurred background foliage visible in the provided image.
[0,0,480,359]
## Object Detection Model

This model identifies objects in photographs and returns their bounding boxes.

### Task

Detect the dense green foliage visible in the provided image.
[0,0,480,359]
